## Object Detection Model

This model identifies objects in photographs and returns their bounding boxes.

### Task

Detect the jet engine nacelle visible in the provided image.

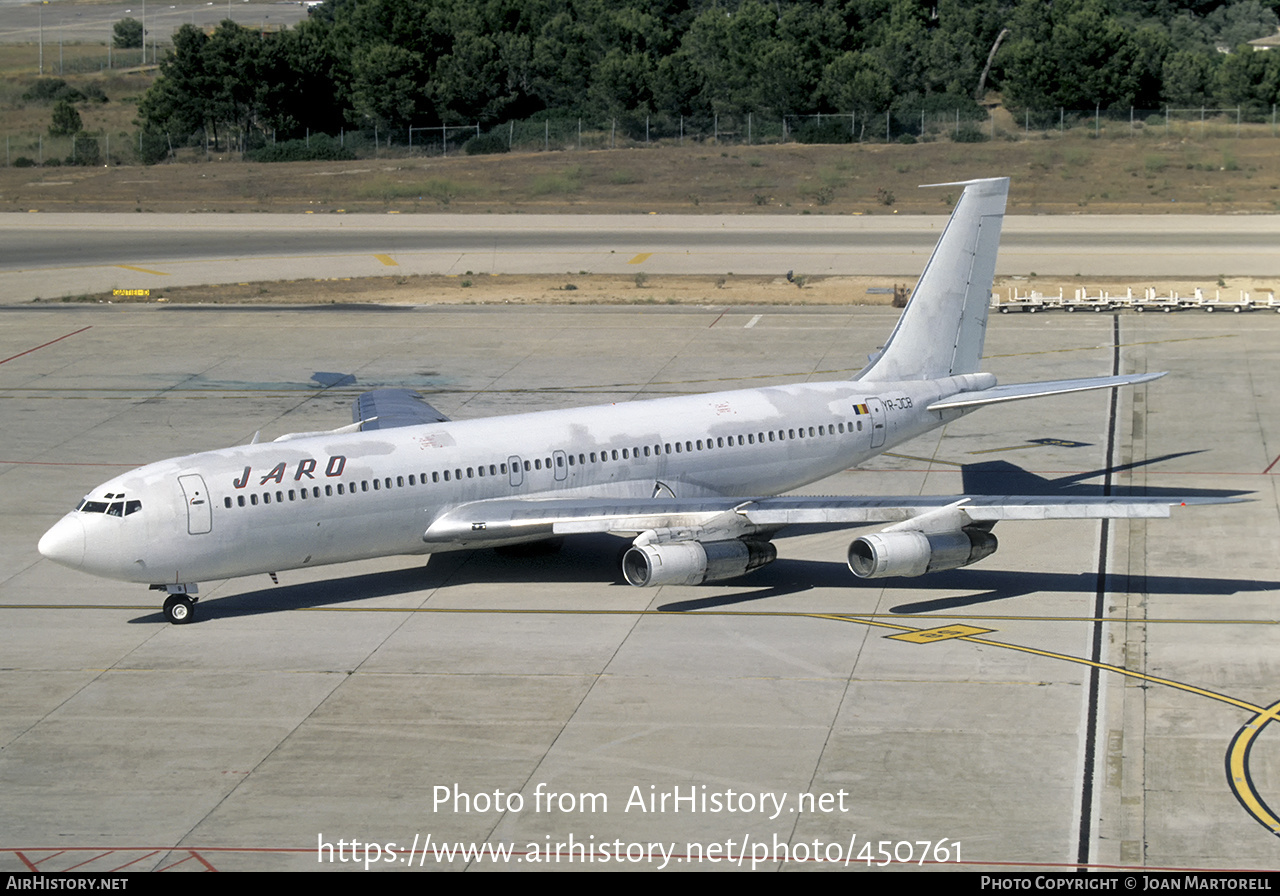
[622,539,777,587]
[847,527,998,579]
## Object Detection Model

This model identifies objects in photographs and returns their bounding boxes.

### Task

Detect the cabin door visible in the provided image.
[178,474,212,535]
[867,398,887,449]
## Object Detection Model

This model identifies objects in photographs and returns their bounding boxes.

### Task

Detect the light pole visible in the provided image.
[38,1,46,75]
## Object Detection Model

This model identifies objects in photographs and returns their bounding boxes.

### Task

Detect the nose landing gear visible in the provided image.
[151,584,199,624]
[163,594,195,624]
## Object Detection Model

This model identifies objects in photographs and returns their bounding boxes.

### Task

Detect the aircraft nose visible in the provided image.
[38,515,85,569]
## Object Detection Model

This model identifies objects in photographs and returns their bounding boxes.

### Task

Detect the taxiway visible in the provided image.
[1,302,1277,870]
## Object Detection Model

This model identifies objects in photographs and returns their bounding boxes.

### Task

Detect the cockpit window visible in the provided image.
[77,497,141,516]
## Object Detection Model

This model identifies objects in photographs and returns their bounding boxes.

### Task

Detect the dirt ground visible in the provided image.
[5,127,1280,216]
[54,272,1278,308]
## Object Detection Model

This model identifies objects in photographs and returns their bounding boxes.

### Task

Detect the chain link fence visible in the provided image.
[7,104,1280,167]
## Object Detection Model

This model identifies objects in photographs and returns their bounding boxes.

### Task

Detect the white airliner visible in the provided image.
[38,177,1224,624]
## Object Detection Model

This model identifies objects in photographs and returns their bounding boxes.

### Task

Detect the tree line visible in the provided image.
[135,0,1280,157]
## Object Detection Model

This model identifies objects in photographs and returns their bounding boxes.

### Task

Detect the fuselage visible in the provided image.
[37,373,989,586]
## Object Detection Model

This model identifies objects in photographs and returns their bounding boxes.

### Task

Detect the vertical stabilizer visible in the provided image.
[855,177,1008,383]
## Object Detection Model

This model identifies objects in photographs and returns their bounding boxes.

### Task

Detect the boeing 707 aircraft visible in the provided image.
[38,177,1225,624]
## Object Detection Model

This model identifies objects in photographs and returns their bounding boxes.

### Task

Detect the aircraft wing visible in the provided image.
[422,493,1238,546]
[928,373,1165,411]
[352,389,450,430]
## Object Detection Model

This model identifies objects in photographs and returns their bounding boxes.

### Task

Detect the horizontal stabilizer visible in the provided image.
[352,388,450,430]
[928,372,1165,411]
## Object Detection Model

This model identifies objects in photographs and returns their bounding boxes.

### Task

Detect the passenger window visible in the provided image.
[224,497,232,509]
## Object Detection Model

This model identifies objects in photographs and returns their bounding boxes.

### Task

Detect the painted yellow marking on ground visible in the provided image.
[627,253,652,265]
[832,614,1272,718]
[1227,699,1280,835]
[374,254,398,267]
[888,624,995,643]
[846,615,1272,715]
[5,604,1272,627]
[966,444,1047,455]
[114,265,169,276]
[969,437,1090,455]
[882,452,965,467]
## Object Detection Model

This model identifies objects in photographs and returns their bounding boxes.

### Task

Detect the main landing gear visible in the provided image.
[151,584,199,624]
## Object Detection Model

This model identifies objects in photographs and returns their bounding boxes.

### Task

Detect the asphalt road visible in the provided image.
[2,213,1279,300]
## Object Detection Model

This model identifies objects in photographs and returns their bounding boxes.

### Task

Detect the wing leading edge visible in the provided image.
[422,492,1238,546]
